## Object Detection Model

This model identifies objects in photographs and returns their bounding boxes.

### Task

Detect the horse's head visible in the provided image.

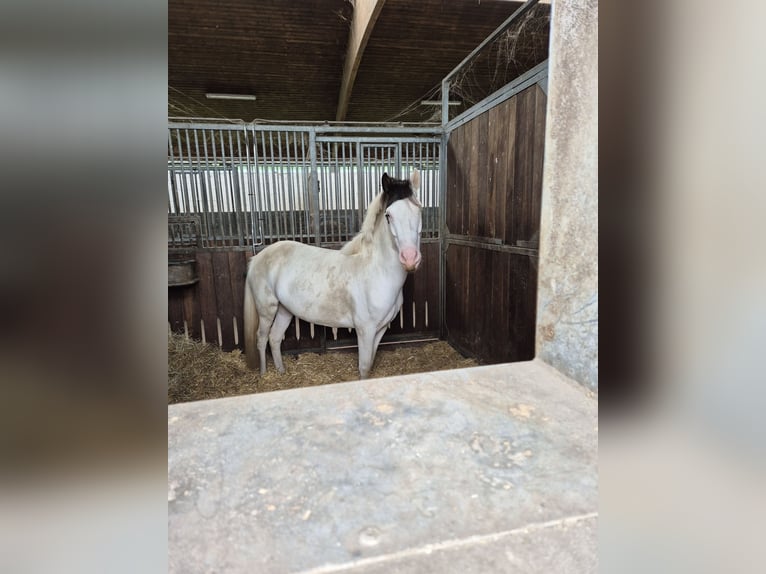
[381,171,423,272]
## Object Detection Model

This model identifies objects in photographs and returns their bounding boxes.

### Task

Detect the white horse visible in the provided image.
[244,171,423,379]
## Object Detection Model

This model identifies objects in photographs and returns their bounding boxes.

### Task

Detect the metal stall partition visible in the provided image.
[168,122,442,353]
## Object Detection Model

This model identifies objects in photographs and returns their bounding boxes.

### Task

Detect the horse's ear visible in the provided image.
[381,173,391,192]
[409,169,421,191]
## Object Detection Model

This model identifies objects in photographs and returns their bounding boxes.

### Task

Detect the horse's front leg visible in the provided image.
[356,327,376,380]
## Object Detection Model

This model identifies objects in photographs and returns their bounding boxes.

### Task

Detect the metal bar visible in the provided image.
[442,0,541,83]
[167,129,181,214]
[211,129,229,246]
[245,128,259,251]
[333,143,342,242]
[174,128,189,213]
[441,78,450,127]
[251,129,264,248]
[340,141,349,237]
[267,131,279,241]
[301,132,311,242]
[230,129,245,247]
[439,130,448,338]
[446,235,539,257]
[184,129,200,214]
[258,131,269,243]
[308,129,321,245]
[318,140,327,243]
[445,61,548,133]
[356,141,364,231]
[316,136,440,144]
[276,130,289,240]
[221,129,237,245]
[200,130,215,246]
[169,122,442,134]
[289,131,300,241]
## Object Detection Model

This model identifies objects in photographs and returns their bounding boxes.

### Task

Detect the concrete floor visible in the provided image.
[168,359,597,573]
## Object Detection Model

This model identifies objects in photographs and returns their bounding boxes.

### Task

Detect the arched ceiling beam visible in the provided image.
[336,0,386,121]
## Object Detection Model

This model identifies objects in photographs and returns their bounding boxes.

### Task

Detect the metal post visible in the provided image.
[309,129,321,245]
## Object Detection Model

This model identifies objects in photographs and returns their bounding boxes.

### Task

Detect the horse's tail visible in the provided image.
[244,271,260,371]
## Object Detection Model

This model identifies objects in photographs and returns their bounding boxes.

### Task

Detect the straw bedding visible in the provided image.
[168,333,477,404]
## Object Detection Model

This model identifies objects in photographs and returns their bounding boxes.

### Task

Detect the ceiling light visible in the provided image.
[420,100,461,106]
[205,93,257,101]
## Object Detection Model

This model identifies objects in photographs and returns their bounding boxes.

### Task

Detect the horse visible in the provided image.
[244,171,423,379]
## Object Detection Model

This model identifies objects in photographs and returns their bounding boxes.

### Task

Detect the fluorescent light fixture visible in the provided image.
[421,100,461,106]
[205,93,257,101]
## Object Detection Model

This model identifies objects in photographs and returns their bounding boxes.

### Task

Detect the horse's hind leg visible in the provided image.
[255,297,279,375]
[268,304,293,374]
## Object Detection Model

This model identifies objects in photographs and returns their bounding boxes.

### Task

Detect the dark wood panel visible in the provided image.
[168,290,185,332]
[476,113,489,238]
[445,244,537,364]
[444,82,545,365]
[182,283,201,340]
[195,251,218,345]
[227,250,247,347]
[211,251,236,349]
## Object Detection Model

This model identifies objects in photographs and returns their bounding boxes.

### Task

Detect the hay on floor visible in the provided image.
[168,333,478,404]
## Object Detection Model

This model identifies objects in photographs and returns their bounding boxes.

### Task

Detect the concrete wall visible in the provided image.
[536,0,598,390]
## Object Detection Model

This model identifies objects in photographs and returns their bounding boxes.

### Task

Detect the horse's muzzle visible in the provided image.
[400,247,421,272]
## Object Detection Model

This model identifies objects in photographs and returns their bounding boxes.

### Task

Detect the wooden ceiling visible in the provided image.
[168,0,550,124]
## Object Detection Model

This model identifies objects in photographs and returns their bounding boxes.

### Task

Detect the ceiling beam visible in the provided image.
[336,0,386,121]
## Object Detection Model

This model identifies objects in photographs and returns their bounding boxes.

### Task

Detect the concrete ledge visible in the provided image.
[169,360,597,573]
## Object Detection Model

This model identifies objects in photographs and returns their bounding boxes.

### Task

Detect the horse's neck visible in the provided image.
[370,224,406,280]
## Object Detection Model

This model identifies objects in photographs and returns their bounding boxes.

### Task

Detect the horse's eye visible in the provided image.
[385,213,391,223]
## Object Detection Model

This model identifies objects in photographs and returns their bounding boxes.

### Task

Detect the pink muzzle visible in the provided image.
[399,246,422,272]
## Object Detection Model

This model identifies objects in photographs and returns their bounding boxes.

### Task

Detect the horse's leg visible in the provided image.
[255,298,279,376]
[370,325,387,368]
[268,304,293,375]
[356,327,376,380]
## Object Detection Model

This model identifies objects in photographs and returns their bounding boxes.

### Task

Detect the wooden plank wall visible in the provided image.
[445,83,546,364]
[168,241,440,353]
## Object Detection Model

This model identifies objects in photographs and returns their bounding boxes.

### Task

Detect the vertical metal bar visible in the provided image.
[441,78,450,126]
[224,129,236,243]
[246,126,260,251]
[333,142,342,242]
[174,129,189,213]
[200,130,216,246]
[356,141,364,230]
[319,143,333,243]
[167,129,180,214]
[439,130,449,337]
[275,130,287,240]
[184,129,200,214]
[219,129,234,246]
[266,131,278,241]
[192,129,208,247]
[308,129,321,245]
[341,141,350,237]
[290,131,300,241]
[258,131,269,243]
[210,129,226,245]
[301,131,310,242]
[230,129,245,247]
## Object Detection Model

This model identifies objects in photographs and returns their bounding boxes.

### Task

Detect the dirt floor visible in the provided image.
[168,333,478,404]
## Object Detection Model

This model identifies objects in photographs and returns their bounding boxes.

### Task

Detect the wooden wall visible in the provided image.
[168,241,441,353]
[444,83,546,363]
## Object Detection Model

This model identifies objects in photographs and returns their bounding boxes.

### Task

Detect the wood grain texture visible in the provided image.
[443,83,546,364]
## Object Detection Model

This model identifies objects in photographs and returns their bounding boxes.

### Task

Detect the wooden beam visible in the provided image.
[336,0,386,121]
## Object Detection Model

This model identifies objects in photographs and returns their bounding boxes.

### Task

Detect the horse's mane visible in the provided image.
[339,191,385,255]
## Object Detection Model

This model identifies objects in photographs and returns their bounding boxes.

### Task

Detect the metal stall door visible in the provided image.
[249,127,315,249]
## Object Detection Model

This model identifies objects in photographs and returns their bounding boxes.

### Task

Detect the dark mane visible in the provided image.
[381,174,414,207]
